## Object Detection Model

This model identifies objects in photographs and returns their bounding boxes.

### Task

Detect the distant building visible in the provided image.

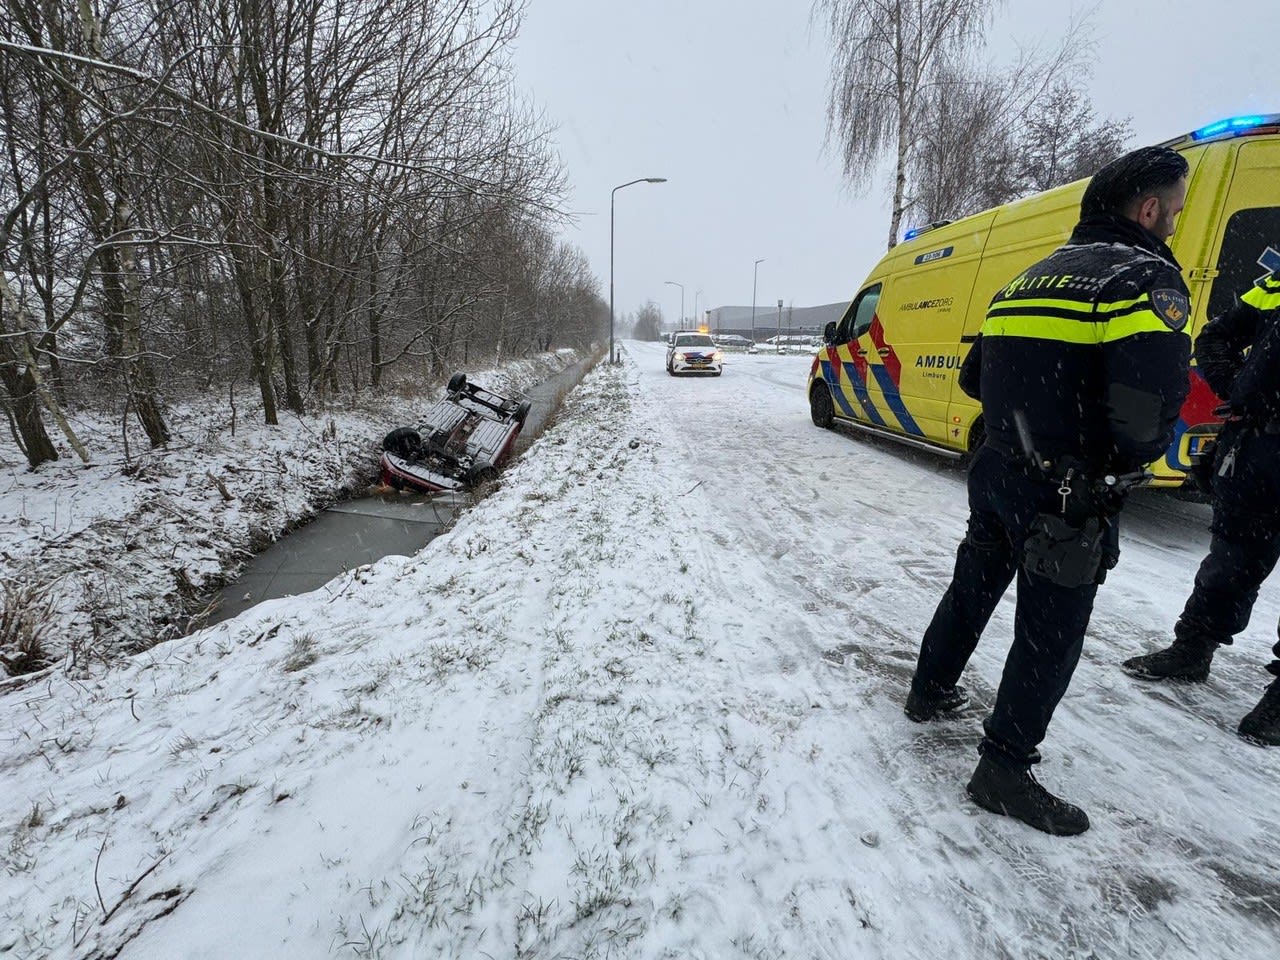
[704,301,848,340]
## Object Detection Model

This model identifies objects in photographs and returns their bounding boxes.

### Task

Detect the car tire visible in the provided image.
[966,417,986,460]
[514,399,533,425]
[382,427,423,457]
[810,383,835,429]
[447,372,466,393]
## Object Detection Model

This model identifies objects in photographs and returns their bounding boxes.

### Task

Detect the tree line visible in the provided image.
[817,0,1131,248]
[0,0,605,469]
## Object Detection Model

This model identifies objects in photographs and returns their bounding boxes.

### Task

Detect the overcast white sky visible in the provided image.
[511,0,1273,323]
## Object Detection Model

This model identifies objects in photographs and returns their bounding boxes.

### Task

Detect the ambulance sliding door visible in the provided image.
[1168,138,1280,474]
[947,182,1082,448]
[885,213,995,442]
[1201,140,1280,327]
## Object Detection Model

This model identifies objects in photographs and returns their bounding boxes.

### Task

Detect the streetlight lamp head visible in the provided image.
[646,178,667,183]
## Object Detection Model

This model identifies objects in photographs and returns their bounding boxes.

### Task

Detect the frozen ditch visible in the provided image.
[207,354,598,624]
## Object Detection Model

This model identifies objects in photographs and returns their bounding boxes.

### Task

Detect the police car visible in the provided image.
[666,332,724,376]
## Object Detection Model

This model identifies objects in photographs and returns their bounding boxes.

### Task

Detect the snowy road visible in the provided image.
[3,343,1279,958]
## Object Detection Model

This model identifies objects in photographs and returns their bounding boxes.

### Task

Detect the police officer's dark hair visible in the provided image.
[1080,146,1190,219]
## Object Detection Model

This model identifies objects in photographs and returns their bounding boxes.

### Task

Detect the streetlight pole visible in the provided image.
[663,280,684,333]
[693,290,702,331]
[751,258,765,344]
[610,177,666,364]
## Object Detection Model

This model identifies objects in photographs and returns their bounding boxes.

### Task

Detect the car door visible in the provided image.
[823,282,888,426]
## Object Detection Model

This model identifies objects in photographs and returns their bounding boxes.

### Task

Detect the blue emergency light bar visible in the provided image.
[902,219,953,242]
[1191,114,1269,140]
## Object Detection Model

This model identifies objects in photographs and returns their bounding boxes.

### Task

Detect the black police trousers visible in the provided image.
[1175,430,1280,677]
[911,445,1102,767]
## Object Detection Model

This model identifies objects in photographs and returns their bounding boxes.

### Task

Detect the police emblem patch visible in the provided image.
[1151,288,1190,331]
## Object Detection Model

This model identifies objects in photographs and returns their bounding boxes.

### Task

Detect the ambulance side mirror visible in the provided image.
[823,321,836,344]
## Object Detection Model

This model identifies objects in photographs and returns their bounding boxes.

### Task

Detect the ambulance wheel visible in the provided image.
[382,427,422,457]
[447,372,466,393]
[966,417,986,458]
[514,399,532,425]
[810,383,834,429]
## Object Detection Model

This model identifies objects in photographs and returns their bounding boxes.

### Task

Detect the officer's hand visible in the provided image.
[1089,481,1127,517]
[1062,478,1125,526]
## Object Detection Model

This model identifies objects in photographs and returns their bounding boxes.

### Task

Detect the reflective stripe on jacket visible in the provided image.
[977,214,1191,473]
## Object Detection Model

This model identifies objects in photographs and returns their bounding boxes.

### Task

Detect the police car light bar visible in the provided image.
[1191,114,1274,140]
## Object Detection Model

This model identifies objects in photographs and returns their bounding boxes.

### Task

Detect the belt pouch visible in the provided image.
[1023,514,1105,587]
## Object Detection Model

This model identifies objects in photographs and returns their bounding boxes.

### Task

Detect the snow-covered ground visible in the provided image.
[0,351,582,672]
[3,341,1279,958]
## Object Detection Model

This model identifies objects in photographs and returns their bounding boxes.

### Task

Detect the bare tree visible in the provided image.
[815,0,1000,249]
[0,0,586,455]
[1017,81,1131,194]
[910,68,1129,223]
[631,300,663,342]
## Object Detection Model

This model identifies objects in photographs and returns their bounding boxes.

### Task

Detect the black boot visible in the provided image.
[904,684,969,722]
[1121,636,1216,683]
[1239,678,1280,745]
[966,756,1090,836]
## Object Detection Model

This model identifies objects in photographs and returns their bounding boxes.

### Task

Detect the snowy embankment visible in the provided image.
[3,343,1280,958]
[0,351,582,673]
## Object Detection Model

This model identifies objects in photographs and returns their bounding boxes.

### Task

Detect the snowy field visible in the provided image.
[3,340,1280,958]
[0,351,581,671]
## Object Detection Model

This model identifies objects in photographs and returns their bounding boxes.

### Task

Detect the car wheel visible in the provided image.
[966,417,986,460]
[447,372,466,393]
[810,383,835,429]
[382,427,423,457]
[514,399,533,425]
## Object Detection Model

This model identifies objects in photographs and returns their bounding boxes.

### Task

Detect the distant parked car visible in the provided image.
[713,334,754,351]
[666,331,724,376]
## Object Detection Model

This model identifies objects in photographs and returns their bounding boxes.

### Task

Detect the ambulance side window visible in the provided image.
[835,284,882,343]
[1208,207,1280,320]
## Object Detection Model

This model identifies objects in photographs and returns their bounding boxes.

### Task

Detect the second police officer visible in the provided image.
[905,146,1193,835]
[1123,248,1280,744]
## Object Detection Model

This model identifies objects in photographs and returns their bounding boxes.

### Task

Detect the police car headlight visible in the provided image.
[712,351,723,361]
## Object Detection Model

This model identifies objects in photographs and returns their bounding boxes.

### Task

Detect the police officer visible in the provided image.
[1123,254,1280,744]
[905,146,1193,835]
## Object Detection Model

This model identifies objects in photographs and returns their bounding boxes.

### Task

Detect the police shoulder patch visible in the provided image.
[1151,288,1190,331]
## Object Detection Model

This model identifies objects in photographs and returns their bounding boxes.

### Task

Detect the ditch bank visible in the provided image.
[0,350,595,680]
[207,351,600,624]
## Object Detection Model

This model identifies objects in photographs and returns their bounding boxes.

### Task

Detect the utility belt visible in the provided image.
[1193,418,1280,487]
[982,436,1087,477]
[985,430,1144,588]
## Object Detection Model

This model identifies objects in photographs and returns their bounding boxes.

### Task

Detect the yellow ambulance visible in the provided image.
[807,113,1280,485]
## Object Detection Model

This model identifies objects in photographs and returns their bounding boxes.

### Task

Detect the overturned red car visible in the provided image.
[379,373,532,493]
